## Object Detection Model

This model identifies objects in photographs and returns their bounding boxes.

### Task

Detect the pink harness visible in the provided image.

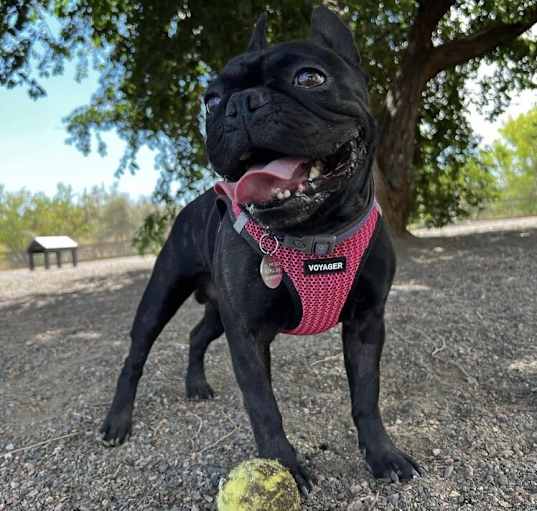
[229,201,380,335]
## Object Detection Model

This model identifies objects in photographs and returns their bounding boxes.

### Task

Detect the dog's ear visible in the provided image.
[310,6,360,67]
[247,13,268,52]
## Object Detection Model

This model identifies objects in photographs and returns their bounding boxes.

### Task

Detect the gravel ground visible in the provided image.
[411,215,537,238]
[1,221,536,510]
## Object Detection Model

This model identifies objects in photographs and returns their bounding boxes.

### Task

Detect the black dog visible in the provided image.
[101,6,421,493]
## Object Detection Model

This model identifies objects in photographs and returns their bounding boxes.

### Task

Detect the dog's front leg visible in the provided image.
[219,306,312,494]
[342,309,421,481]
[101,215,199,445]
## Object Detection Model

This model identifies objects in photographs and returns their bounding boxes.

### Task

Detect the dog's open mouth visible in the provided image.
[214,136,367,209]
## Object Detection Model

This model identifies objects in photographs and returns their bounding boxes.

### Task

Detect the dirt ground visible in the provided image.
[1,220,536,510]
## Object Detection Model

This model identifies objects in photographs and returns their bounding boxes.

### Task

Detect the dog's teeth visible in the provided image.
[310,165,321,179]
[283,190,291,198]
[277,191,284,200]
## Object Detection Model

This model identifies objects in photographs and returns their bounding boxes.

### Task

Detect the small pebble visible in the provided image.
[387,493,400,505]
[498,474,509,487]
[350,483,361,495]
[347,501,365,511]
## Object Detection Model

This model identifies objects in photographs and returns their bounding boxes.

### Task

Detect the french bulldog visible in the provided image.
[101,6,421,493]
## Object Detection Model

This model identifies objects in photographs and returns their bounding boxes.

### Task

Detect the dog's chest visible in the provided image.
[230,202,380,335]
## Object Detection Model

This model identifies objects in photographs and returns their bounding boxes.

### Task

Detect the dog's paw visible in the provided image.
[365,445,422,482]
[100,408,132,447]
[185,378,215,400]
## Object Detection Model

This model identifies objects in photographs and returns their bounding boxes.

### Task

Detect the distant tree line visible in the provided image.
[479,105,537,218]
[0,106,534,266]
[415,104,537,227]
[0,183,158,264]
[0,102,535,267]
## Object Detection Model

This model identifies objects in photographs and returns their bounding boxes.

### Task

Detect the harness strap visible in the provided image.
[220,192,380,335]
[232,190,377,256]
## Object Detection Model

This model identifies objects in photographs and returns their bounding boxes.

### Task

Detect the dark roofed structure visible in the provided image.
[27,236,79,270]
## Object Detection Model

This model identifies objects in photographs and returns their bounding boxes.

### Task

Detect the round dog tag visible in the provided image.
[260,255,283,289]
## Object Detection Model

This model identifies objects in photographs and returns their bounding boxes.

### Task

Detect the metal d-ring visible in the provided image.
[259,233,279,256]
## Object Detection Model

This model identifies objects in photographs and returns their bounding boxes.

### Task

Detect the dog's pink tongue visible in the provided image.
[214,158,308,204]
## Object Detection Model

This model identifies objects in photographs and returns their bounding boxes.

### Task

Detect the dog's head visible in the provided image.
[205,6,376,231]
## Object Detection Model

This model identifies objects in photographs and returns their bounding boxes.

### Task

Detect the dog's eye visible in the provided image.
[205,95,221,114]
[293,68,326,88]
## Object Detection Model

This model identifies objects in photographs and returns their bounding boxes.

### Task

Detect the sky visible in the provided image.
[0,65,159,199]
[0,62,536,200]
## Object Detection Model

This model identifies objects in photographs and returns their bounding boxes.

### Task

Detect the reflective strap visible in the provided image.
[233,211,249,234]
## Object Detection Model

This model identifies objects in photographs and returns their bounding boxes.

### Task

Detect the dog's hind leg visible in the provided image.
[101,215,200,446]
[185,302,223,399]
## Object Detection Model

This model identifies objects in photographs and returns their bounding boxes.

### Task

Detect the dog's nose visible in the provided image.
[226,89,270,117]
[247,89,269,111]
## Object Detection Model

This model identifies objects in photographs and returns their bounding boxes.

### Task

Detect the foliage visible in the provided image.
[475,105,537,218]
[80,183,157,243]
[0,183,157,264]
[132,204,179,255]
[1,0,537,237]
[496,106,537,186]
[413,149,500,227]
[0,184,88,258]
[411,70,500,226]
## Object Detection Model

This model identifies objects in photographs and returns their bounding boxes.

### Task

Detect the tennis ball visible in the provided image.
[216,458,301,511]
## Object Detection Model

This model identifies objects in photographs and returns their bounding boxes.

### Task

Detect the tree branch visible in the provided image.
[412,0,457,48]
[417,0,458,32]
[427,9,537,79]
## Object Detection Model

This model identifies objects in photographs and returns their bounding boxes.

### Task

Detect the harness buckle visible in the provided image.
[311,235,337,256]
[283,234,337,255]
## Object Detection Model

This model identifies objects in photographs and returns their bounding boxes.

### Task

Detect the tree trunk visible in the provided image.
[375,56,429,237]
[372,3,537,237]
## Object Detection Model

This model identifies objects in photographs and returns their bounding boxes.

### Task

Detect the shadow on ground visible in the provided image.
[1,229,536,510]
